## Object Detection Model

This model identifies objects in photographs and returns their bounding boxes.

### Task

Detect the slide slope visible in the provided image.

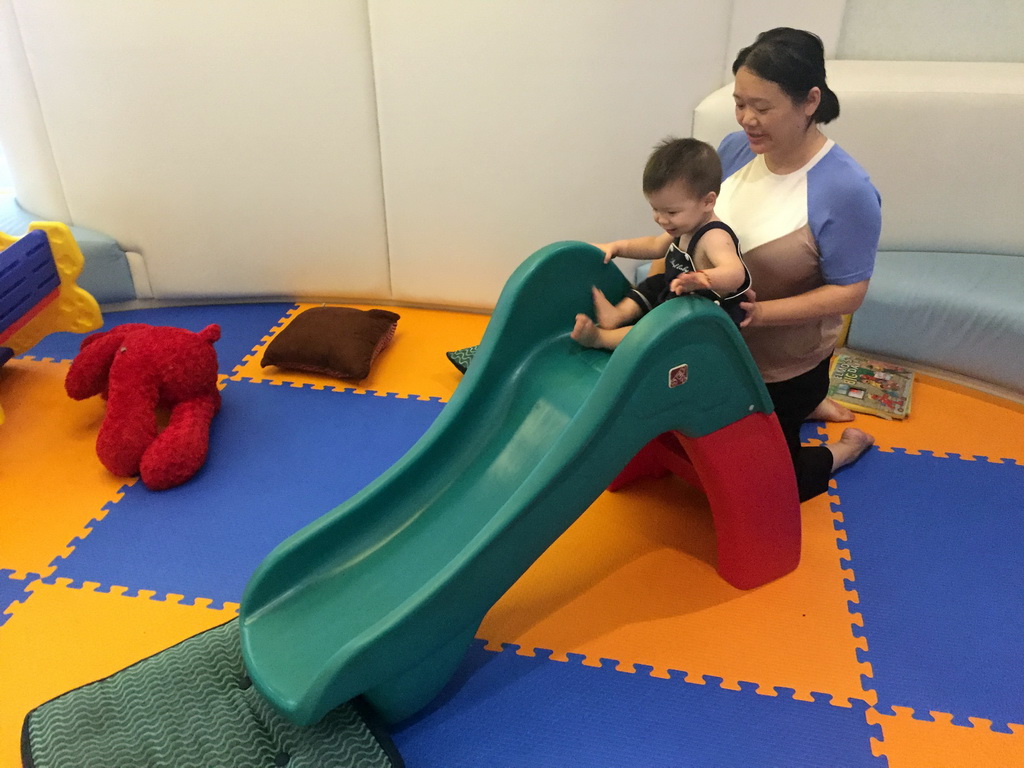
[240,242,773,725]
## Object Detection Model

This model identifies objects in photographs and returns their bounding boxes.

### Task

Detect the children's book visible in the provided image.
[827,352,914,420]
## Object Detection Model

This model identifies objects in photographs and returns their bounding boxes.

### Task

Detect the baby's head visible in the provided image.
[642,138,722,237]
[643,137,722,200]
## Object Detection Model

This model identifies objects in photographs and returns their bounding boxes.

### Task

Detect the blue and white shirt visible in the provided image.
[716,131,881,382]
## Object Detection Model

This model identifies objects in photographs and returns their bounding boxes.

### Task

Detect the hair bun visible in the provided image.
[815,83,840,124]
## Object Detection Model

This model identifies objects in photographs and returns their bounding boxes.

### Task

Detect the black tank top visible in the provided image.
[662,221,752,324]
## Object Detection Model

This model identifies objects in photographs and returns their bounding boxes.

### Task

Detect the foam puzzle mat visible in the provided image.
[2,302,1022,767]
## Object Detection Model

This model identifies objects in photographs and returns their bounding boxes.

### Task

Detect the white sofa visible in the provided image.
[693,61,1024,396]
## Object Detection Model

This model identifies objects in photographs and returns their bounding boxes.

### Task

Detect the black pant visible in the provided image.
[765,356,834,502]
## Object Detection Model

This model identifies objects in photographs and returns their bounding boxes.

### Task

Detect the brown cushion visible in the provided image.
[260,306,399,380]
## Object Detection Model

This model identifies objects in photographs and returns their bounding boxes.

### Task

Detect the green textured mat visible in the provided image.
[21,619,404,768]
[445,344,478,373]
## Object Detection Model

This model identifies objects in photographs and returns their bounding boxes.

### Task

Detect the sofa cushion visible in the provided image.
[847,251,1024,393]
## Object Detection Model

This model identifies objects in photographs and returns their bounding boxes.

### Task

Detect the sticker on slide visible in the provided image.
[668,363,688,388]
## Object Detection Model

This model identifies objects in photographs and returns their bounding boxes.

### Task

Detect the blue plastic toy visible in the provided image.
[0,222,103,423]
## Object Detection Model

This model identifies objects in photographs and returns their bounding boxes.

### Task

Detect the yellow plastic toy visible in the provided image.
[0,222,103,424]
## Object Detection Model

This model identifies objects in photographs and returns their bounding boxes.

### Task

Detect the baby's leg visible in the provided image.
[592,286,642,329]
[571,314,631,350]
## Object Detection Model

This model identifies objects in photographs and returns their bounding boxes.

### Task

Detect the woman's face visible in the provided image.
[732,66,819,157]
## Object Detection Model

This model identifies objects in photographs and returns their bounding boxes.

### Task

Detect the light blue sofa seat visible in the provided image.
[847,251,1023,393]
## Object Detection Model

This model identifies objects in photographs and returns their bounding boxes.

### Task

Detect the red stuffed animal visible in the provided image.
[65,323,222,490]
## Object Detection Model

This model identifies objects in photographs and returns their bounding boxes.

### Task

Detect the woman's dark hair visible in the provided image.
[732,27,840,124]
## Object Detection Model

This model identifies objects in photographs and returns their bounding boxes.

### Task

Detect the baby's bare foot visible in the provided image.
[591,286,622,329]
[571,314,601,348]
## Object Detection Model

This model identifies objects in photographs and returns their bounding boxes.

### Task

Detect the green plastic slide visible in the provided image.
[240,241,773,726]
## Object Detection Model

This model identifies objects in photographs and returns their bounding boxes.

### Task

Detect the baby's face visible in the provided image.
[647,181,713,239]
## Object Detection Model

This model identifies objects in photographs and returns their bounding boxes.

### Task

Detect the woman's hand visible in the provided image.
[738,288,759,328]
[739,281,868,328]
[669,270,713,294]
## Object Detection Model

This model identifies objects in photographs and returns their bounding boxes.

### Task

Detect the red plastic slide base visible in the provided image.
[610,412,801,590]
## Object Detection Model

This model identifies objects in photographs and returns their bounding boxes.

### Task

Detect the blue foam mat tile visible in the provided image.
[46,378,443,608]
[20,302,294,371]
[0,569,38,627]
[801,420,829,445]
[392,641,885,767]
[833,449,1024,730]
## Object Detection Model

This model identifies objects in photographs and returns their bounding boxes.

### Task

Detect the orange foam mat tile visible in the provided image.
[0,360,128,577]
[479,475,871,707]
[0,578,238,768]
[230,304,490,402]
[867,706,1024,768]
[817,375,1024,464]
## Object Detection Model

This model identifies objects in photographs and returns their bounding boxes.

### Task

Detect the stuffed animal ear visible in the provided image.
[65,325,137,400]
[198,324,221,344]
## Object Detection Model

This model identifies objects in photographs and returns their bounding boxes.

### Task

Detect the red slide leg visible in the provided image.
[679,412,800,589]
[612,412,800,590]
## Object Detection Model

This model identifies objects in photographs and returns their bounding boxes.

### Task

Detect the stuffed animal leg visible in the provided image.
[96,352,162,479]
[139,391,221,490]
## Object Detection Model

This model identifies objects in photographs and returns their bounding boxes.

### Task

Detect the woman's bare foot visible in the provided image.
[571,314,602,348]
[827,428,875,471]
[809,397,855,422]
[591,286,624,329]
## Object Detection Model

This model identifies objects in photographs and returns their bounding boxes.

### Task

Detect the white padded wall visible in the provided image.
[722,0,847,83]
[0,1,71,221]
[692,61,1024,257]
[1,0,861,306]
[370,0,731,309]
[10,0,389,300]
[838,0,1024,62]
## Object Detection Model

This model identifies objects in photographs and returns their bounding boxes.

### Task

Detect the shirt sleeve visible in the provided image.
[716,131,754,179]
[807,151,882,285]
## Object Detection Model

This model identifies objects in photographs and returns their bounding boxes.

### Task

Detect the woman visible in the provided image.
[717,27,881,501]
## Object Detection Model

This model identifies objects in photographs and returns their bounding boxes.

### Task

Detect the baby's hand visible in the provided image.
[670,270,712,294]
[591,243,617,263]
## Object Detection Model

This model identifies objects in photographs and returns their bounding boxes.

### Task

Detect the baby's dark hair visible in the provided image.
[732,27,840,124]
[642,137,722,198]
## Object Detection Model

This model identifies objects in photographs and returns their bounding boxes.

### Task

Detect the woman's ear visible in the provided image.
[804,86,822,118]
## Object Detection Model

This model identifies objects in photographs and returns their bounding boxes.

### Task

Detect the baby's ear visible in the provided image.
[704,191,718,208]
